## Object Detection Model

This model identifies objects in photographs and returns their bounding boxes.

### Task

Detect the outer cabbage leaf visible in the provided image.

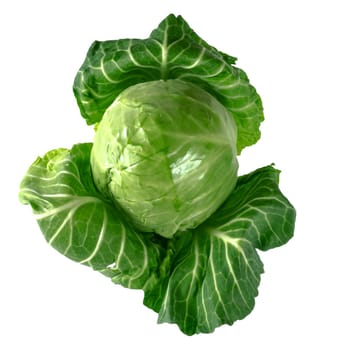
[19,143,163,289]
[73,14,264,153]
[143,165,296,335]
[19,144,295,335]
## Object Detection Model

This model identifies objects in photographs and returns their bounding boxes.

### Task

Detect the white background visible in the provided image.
[1,0,338,348]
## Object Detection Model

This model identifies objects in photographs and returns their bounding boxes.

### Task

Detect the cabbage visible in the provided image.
[91,79,238,237]
[19,14,296,335]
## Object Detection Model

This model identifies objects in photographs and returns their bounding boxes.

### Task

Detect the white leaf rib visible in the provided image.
[48,206,76,245]
[126,40,153,69]
[20,188,74,199]
[181,47,206,70]
[209,239,228,316]
[62,218,74,256]
[35,197,102,220]
[166,44,193,66]
[216,79,248,91]
[108,56,129,74]
[224,242,251,309]
[80,207,107,264]
[144,45,161,64]
[25,169,83,187]
[217,217,261,244]
[166,31,185,51]
[228,100,257,112]
[114,223,126,269]
[175,60,226,79]
[182,240,203,329]
[160,22,168,79]
[199,282,211,332]
[249,195,291,209]
[127,233,150,287]
[216,234,260,284]
[100,57,121,84]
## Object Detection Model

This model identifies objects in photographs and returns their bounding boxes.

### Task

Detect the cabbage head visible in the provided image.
[90,79,238,238]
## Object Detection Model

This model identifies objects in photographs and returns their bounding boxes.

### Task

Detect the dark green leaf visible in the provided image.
[19,143,163,290]
[73,14,264,153]
[144,165,295,335]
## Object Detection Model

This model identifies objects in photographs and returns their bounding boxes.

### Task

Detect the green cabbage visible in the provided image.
[91,79,238,237]
[19,14,296,335]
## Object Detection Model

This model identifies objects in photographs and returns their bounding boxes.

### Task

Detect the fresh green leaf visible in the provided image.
[73,14,264,153]
[208,165,296,251]
[19,143,163,289]
[143,165,295,335]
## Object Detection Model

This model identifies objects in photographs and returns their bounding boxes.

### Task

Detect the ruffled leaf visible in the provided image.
[73,14,264,153]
